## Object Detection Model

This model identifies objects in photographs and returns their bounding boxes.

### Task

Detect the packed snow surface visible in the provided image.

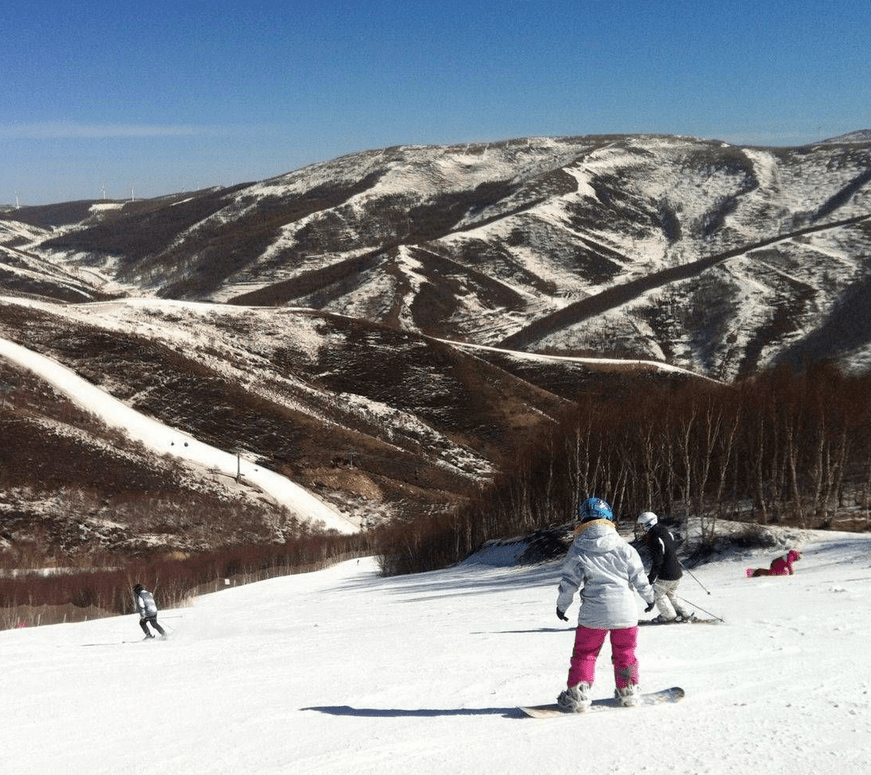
[3,530,870,774]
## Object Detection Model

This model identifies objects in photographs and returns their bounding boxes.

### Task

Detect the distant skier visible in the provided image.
[636,512,695,623]
[746,549,802,577]
[555,497,656,712]
[133,583,166,639]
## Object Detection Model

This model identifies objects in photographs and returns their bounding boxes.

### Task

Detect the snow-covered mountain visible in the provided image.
[6,132,871,380]
[0,291,697,553]
[2,131,871,551]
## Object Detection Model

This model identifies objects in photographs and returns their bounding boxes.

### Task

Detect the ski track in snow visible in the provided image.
[2,531,871,774]
[0,334,357,534]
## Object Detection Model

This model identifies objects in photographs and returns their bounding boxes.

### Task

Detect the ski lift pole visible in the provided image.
[679,560,711,595]
[677,595,725,623]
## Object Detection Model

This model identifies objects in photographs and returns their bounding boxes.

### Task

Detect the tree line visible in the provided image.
[0,532,364,630]
[7,362,871,626]
[378,362,871,574]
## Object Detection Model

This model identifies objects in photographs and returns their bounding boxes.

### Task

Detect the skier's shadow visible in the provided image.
[303,705,525,719]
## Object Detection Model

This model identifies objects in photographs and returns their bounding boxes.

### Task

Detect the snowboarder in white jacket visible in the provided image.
[555,497,655,712]
[133,584,166,639]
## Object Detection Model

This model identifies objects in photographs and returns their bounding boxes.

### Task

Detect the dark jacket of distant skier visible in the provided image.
[643,522,683,584]
[636,511,695,623]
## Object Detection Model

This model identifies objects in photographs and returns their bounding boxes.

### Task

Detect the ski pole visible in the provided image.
[679,561,711,595]
[677,595,725,623]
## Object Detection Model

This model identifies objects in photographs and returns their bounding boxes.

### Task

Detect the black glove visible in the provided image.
[647,572,657,585]
[556,607,569,622]
[645,601,655,613]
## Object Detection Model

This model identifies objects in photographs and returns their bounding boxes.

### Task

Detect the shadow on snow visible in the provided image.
[302,705,526,719]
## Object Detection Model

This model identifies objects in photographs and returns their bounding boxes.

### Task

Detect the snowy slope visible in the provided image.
[2,291,706,546]
[0,333,357,534]
[3,530,870,775]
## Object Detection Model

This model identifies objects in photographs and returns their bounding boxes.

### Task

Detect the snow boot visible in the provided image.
[678,612,697,622]
[615,684,641,707]
[557,682,592,713]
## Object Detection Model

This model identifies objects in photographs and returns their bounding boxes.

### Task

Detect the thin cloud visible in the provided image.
[0,122,242,139]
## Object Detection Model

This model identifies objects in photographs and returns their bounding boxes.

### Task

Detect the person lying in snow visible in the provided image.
[746,549,802,578]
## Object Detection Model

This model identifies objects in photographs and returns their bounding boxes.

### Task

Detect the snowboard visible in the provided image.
[519,686,684,718]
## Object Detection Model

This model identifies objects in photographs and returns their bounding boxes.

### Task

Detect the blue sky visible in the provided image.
[3,0,870,205]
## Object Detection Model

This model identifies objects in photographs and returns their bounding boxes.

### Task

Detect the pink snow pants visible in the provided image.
[567,625,639,689]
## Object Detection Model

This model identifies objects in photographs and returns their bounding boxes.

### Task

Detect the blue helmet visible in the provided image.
[579,497,613,521]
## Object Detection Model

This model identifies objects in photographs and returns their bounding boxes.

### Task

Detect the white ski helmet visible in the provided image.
[637,511,658,530]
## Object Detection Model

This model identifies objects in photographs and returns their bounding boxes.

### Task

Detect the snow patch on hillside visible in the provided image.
[0,325,358,534]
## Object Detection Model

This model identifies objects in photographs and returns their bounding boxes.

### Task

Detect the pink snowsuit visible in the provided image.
[747,549,802,577]
[769,550,801,575]
[568,625,639,688]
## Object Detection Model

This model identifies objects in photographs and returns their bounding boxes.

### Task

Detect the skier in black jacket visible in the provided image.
[636,512,695,623]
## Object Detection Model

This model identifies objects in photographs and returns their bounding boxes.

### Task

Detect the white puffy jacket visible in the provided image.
[556,519,654,629]
[135,590,158,618]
